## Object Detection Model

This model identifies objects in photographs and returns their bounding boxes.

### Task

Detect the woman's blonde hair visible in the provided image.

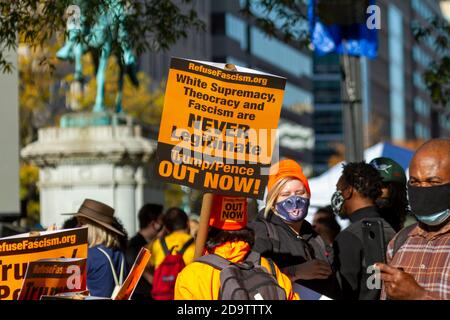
[79,217,121,249]
[264,176,293,218]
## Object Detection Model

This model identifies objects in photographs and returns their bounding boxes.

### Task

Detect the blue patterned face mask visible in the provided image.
[275,195,310,222]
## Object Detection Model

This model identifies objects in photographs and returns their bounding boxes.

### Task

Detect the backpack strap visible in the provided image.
[159,237,171,256]
[266,258,277,278]
[179,237,194,255]
[245,251,261,265]
[97,247,125,288]
[197,251,278,280]
[261,218,281,253]
[392,223,418,256]
[196,253,232,270]
[245,250,277,277]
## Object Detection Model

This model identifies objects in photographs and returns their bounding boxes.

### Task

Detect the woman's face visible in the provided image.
[276,179,309,203]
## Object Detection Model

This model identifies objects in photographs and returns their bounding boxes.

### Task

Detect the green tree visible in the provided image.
[242,0,309,46]
[413,17,450,108]
[67,53,165,123]
[18,42,167,225]
[18,43,64,225]
[0,0,205,73]
[18,42,64,146]
[19,164,40,225]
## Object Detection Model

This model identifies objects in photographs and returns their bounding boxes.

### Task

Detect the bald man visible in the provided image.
[376,138,450,300]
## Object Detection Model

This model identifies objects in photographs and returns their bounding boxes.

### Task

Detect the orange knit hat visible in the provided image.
[267,159,311,195]
[209,195,248,231]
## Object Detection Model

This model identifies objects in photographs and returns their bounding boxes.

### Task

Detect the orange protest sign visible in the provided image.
[0,227,88,300]
[113,247,151,300]
[18,258,87,300]
[156,58,286,198]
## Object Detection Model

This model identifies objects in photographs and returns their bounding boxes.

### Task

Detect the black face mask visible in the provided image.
[407,182,450,217]
[375,198,392,209]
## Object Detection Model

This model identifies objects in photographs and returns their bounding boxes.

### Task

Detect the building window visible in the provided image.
[388,4,405,141]
[277,118,315,150]
[415,122,430,139]
[211,13,225,35]
[226,56,248,67]
[314,110,342,135]
[412,0,434,21]
[247,1,308,38]
[413,71,427,90]
[284,82,313,112]
[250,27,312,78]
[225,14,247,50]
[314,53,341,73]
[440,115,450,131]
[414,97,430,117]
[412,46,432,68]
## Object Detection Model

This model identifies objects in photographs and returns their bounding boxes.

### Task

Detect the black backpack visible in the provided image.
[196,251,287,300]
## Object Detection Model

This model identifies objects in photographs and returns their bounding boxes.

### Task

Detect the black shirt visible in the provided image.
[126,232,152,300]
[333,206,396,300]
[249,211,341,299]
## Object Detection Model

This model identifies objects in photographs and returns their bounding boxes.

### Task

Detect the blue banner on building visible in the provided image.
[308,0,378,58]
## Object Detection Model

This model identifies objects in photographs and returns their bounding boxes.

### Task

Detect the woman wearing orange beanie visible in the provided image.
[249,159,341,299]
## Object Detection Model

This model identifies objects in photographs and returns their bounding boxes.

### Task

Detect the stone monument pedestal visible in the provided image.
[21,113,164,235]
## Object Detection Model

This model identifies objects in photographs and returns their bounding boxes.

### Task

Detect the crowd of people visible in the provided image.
[59,138,450,300]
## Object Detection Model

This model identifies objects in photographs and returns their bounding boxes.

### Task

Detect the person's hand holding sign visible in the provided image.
[375,263,427,300]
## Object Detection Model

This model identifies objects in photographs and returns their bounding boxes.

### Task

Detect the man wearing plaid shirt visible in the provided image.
[377,139,450,300]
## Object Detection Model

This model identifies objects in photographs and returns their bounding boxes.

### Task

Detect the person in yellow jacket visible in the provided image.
[174,195,299,300]
[149,207,195,269]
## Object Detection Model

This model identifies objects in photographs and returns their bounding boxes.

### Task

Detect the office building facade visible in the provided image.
[313,0,449,175]
[210,0,314,175]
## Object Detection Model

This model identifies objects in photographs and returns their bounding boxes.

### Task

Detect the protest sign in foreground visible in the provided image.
[156,58,286,199]
[0,227,88,300]
[18,258,87,300]
[41,247,151,300]
[113,247,151,300]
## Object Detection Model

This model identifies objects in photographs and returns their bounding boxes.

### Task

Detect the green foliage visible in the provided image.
[18,41,166,225]
[18,43,63,146]
[19,163,40,224]
[68,54,165,124]
[241,0,309,46]
[164,183,184,209]
[0,0,205,73]
[413,16,449,107]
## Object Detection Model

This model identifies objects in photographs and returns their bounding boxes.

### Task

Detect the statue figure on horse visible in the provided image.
[57,0,139,114]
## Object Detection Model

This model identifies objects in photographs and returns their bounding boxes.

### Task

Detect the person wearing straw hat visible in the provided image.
[249,159,341,299]
[174,195,298,300]
[64,199,129,298]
